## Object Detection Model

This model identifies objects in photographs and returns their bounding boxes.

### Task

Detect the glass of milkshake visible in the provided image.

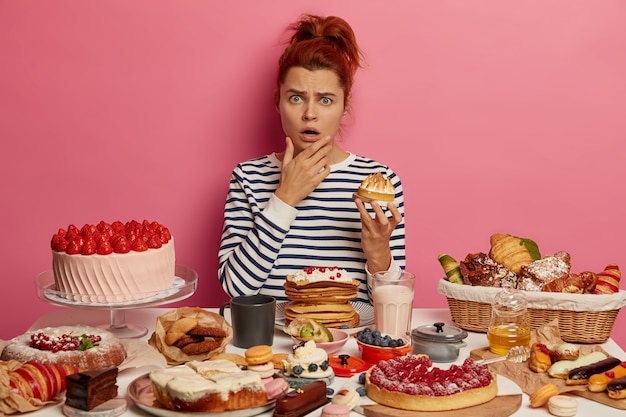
[372,271,415,337]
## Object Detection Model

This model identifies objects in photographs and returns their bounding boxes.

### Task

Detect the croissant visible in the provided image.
[7,361,79,402]
[542,271,598,294]
[489,233,541,275]
[592,264,621,294]
[437,253,463,284]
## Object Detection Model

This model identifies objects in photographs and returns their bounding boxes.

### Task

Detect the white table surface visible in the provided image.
[24,307,626,417]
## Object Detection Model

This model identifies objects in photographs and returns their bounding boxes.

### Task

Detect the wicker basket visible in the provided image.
[437,279,626,344]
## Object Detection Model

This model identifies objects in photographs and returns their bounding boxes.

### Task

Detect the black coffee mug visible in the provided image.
[219,294,276,348]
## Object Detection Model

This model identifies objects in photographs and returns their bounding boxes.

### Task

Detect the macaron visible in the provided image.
[320,403,350,417]
[245,345,273,366]
[547,395,578,417]
[263,377,288,401]
[247,361,275,378]
[331,386,359,410]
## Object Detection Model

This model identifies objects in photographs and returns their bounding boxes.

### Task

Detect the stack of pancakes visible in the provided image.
[283,268,360,328]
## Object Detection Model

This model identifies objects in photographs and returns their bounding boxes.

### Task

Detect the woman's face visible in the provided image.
[277,67,345,155]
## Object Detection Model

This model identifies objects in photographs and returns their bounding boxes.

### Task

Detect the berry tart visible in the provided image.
[50,219,175,302]
[365,354,498,411]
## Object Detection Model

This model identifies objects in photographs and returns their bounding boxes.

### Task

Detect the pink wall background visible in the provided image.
[1,1,625,348]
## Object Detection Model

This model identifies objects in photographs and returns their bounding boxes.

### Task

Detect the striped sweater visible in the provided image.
[218,152,406,303]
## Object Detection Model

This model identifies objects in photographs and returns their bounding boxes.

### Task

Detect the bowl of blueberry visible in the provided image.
[356,328,412,364]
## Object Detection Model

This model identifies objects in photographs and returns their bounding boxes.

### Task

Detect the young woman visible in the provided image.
[218,14,406,303]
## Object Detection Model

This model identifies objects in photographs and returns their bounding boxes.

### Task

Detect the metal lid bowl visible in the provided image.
[409,322,468,362]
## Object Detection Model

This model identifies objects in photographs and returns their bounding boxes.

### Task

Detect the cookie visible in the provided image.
[181,339,221,355]
[188,325,228,338]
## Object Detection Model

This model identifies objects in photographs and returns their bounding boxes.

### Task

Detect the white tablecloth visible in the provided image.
[22,307,626,417]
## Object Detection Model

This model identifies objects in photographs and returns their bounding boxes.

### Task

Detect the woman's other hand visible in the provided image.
[355,197,403,273]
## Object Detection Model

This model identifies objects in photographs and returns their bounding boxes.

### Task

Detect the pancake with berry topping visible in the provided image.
[283,267,360,328]
[1,325,126,372]
[365,355,498,411]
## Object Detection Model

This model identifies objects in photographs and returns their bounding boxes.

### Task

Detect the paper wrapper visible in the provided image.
[0,359,55,415]
[474,319,607,395]
[148,307,233,366]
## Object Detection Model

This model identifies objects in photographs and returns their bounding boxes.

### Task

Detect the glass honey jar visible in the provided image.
[487,288,531,355]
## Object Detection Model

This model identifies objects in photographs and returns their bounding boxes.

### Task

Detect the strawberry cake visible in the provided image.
[50,220,175,302]
[365,355,497,411]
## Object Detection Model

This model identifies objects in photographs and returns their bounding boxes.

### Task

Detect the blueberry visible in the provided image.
[356,386,367,396]
[308,363,318,372]
[358,372,366,384]
[326,387,335,397]
[320,360,329,371]
[292,365,303,375]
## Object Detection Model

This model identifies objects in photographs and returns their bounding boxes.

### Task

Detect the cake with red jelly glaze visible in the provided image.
[50,220,175,302]
[365,355,497,411]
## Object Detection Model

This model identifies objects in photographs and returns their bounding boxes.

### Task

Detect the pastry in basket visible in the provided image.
[542,271,597,294]
[459,252,517,288]
[353,172,395,206]
[437,254,463,284]
[518,252,571,291]
[489,233,541,275]
[365,355,497,411]
[592,264,621,294]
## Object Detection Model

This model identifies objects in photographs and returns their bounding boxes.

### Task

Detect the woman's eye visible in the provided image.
[290,95,302,103]
[321,97,332,105]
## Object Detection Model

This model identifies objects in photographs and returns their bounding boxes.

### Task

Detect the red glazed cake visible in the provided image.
[365,355,497,411]
[50,220,175,302]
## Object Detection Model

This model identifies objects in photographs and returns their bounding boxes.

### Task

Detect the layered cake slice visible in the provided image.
[65,367,119,411]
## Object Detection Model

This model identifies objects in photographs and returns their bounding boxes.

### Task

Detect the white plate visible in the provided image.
[275,301,374,334]
[127,373,275,417]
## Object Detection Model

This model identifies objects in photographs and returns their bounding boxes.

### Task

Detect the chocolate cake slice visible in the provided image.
[65,367,119,411]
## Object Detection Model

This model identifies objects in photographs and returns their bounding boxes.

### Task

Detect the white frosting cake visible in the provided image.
[149,362,267,412]
[282,341,334,379]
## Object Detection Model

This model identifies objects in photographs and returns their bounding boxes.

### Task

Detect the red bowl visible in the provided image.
[357,337,412,364]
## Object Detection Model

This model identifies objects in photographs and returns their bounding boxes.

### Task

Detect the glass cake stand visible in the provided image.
[35,265,198,338]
